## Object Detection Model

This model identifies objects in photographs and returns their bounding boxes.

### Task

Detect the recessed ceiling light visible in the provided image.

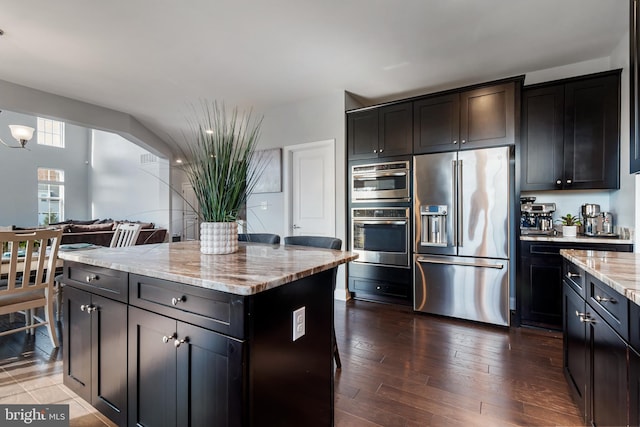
[205,129,214,134]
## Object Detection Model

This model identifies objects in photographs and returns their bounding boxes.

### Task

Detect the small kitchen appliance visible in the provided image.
[582,203,601,236]
[520,198,557,235]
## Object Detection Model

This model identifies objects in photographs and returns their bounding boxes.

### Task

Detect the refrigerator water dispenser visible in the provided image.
[420,205,448,246]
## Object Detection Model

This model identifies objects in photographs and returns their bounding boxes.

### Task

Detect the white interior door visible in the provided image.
[285,140,335,237]
[182,183,199,241]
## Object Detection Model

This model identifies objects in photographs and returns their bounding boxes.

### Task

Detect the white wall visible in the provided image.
[91,130,170,230]
[247,90,348,299]
[0,110,90,227]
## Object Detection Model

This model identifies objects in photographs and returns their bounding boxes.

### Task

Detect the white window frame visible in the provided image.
[37,117,65,148]
[37,168,65,226]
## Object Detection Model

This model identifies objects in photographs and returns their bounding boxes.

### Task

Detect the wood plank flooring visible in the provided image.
[0,300,582,426]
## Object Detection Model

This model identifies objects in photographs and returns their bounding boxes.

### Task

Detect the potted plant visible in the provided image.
[180,101,264,254]
[559,213,581,237]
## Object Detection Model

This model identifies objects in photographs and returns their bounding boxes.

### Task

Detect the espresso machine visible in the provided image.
[520,197,557,235]
[582,204,616,236]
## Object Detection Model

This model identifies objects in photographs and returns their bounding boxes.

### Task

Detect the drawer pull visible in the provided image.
[566,272,580,279]
[171,296,186,306]
[576,311,591,323]
[162,333,177,344]
[595,295,616,304]
[174,337,189,348]
[376,286,381,290]
[80,304,96,313]
[85,274,98,283]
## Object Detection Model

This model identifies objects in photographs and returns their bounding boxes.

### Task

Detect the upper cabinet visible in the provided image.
[631,0,640,173]
[347,102,412,160]
[413,82,517,154]
[521,70,621,191]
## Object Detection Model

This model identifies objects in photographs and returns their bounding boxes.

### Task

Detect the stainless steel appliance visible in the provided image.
[351,160,410,202]
[520,201,557,235]
[352,207,410,268]
[582,203,601,236]
[413,146,513,326]
[601,212,614,235]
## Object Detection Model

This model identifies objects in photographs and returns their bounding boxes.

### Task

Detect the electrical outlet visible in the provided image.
[292,306,305,341]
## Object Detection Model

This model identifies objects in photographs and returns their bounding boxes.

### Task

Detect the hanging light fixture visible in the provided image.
[0,124,35,150]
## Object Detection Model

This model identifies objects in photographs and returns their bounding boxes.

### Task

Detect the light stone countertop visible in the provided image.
[560,249,640,306]
[521,234,634,245]
[58,241,358,296]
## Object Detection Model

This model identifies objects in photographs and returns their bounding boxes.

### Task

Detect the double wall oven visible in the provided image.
[348,159,412,304]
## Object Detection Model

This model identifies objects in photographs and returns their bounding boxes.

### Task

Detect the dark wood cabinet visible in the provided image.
[348,263,412,306]
[347,102,412,160]
[128,307,244,427]
[563,282,588,419]
[630,0,640,173]
[521,70,621,190]
[63,285,128,426]
[519,241,632,330]
[413,82,517,154]
[630,346,640,427]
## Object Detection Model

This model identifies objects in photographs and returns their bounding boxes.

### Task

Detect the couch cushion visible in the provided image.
[68,223,114,233]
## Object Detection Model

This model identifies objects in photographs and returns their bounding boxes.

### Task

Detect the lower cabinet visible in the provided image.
[63,286,128,426]
[630,347,640,426]
[127,307,245,427]
[563,260,631,426]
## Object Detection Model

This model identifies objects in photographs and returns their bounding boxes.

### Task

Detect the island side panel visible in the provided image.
[248,268,334,427]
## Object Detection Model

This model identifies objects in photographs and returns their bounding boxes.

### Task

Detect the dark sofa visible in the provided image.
[50,219,167,247]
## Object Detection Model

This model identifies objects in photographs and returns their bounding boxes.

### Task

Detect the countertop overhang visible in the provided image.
[58,241,358,296]
[560,249,640,306]
[521,235,633,244]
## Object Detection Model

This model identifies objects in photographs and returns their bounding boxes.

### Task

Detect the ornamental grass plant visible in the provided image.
[179,101,264,223]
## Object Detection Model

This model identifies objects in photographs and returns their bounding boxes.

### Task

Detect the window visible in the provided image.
[38,168,64,226]
[37,117,65,148]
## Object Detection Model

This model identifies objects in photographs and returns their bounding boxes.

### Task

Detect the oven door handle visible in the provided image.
[352,171,407,179]
[416,257,504,269]
[354,220,408,225]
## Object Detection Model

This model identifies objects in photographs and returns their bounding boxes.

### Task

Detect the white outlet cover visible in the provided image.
[293,306,305,341]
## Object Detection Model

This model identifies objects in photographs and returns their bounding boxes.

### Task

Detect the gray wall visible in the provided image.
[0,110,90,227]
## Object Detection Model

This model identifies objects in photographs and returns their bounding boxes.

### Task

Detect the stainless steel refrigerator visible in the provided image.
[413,146,513,326]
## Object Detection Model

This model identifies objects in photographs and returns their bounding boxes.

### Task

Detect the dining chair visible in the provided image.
[238,233,280,244]
[110,222,142,247]
[0,228,63,348]
[284,235,343,369]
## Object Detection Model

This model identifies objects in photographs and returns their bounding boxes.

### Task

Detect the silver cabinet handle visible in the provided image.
[453,140,458,144]
[566,272,580,279]
[373,149,378,153]
[461,139,466,144]
[595,295,616,304]
[379,148,384,153]
[162,333,177,344]
[556,179,562,185]
[417,257,504,269]
[171,296,185,306]
[80,304,96,313]
[85,274,98,283]
[566,179,572,184]
[174,337,189,348]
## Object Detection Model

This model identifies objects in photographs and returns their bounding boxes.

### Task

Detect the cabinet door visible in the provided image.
[631,346,640,427]
[413,93,460,154]
[564,73,620,189]
[62,286,92,403]
[378,102,412,157]
[521,85,565,191]
[459,82,516,150]
[176,322,245,427]
[563,282,587,419]
[128,307,177,427]
[588,309,628,427]
[347,109,378,159]
[91,295,128,426]
[521,254,563,329]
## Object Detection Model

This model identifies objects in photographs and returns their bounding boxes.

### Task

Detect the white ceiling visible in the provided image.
[0,0,629,145]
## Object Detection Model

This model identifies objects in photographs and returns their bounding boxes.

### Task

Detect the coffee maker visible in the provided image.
[581,204,617,237]
[520,197,557,235]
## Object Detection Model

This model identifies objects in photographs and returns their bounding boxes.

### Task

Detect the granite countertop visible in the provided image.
[521,234,633,245]
[560,249,640,306]
[58,241,358,296]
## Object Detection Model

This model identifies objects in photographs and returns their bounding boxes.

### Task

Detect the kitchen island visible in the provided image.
[58,241,357,427]
[560,249,640,426]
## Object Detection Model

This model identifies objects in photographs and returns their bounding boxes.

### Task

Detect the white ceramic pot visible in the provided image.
[562,225,577,237]
[200,221,238,254]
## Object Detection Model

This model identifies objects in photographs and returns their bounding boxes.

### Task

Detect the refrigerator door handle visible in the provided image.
[416,257,504,269]
[452,159,457,247]
[457,159,463,247]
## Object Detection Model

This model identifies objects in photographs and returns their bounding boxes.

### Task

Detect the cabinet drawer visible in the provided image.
[586,273,629,340]
[352,278,410,299]
[129,274,246,339]
[63,261,128,303]
[563,260,585,299]
[631,301,640,354]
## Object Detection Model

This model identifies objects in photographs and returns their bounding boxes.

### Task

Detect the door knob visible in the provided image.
[162,333,177,344]
[293,224,301,229]
[174,337,189,348]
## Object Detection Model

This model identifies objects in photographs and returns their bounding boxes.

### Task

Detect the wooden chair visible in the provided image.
[238,233,280,244]
[110,223,142,247]
[284,235,343,369]
[0,228,63,348]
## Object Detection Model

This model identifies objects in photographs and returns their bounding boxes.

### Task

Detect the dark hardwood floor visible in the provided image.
[0,300,582,426]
